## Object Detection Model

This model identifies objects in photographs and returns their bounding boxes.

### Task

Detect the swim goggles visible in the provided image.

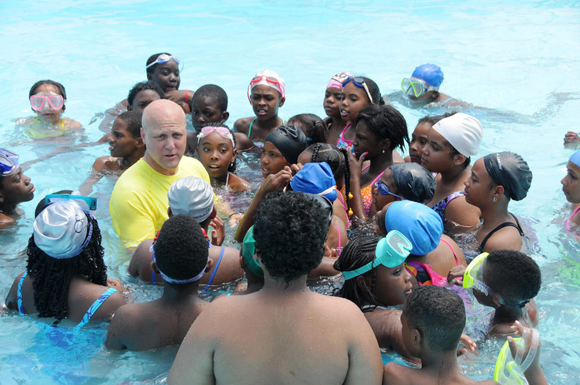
[374,180,405,200]
[463,252,494,296]
[342,230,412,280]
[401,77,438,98]
[247,75,286,103]
[0,148,19,176]
[145,54,182,69]
[342,76,374,104]
[30,94,64,111]
[198,126,235,148]
[494,327,540,384]
[44,193,98,211]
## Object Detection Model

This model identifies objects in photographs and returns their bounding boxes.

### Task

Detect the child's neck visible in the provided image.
[368,153,393,175]
[257,114,282,131]
[438,165,469,186]
[419,350,466,382]
[161,282,202,304]
[493,304,524,324]
[331,117,346,131]
[121,151,143,170]
[0,202,19,215]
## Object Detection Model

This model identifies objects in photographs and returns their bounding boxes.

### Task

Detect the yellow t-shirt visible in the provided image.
[110,157,210,248]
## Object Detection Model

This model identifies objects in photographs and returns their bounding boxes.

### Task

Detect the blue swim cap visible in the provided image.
[411,64,444,88]
[290,162,337,202]
[570,150,580,168]
[384,201,443,256]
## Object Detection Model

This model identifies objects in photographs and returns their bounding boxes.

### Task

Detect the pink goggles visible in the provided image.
[30,94,64,111]
[198,126,235,148]
[247,75,286,103]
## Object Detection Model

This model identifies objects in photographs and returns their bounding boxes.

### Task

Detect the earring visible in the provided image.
[382,149,385,153]
[493,197,497,203]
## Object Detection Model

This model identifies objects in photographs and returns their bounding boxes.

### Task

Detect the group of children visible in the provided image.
[0,55,566,383]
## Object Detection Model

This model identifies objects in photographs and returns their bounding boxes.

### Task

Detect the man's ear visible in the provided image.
[140,127,146,142]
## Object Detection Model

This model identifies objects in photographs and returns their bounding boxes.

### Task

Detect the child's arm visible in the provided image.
[346,151,368,220]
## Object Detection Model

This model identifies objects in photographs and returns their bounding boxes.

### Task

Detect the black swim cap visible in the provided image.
[483,152,532,201]
[391,163,436,204]
[265,125,308,164]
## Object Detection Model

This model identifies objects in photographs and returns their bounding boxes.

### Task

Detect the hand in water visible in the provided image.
[457,333,477,356]
[210,216,225,246]
[107,278,125,292]
[228,213,243,229]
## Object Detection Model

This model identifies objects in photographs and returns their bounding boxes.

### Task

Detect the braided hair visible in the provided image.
[26,213,108,324]
[288,113,328,144]
[333,235,381,311]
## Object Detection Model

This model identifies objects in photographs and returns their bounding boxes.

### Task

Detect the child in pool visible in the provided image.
[421,113,483,234]
[288,113,328,145]
[375,201,466,287]
[348,104,409,218]
[129,177,244,287]
[323,72,352,146]
[0,149,35,228]
[234,69,286,143]
[5,197,125,327]
[196,123,252,193]
[18,80,83,140]
[146,52,193,114]
[79,111,145,195]
[169,191,383,385]
[561,150,580,236]
[448,249,541,336]
[127,81,165,112]
[106,214,211,351]
[405,113,455,164]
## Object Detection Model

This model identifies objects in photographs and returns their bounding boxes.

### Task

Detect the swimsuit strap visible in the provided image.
[439,97,456,107]
[439,238,460,265]
[334,225,342,256]
[201,246,225,293]
[248,118,257,140]
[73,287,118,331]
[336,123,353,149]
[477,215,525,253]
[152,270,157,285]
[17,272,28,315]
[565,206,580,233]
[432,190,465,221]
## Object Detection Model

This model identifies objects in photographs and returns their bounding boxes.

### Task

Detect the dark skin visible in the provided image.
[234,85,285,142]
[147,61,193,114]
[0,168,35,228]
[323,86,347,146]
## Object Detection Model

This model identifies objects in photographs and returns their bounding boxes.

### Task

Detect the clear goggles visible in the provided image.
[0,148,19,176]
[45,193,98,211]
[342,76,374,104]
[146,54,182,70]
[30,94,64,111]
[342,230,412,280]
[462,252,495,296]
[494,327,540,384]
[401,77,438,98]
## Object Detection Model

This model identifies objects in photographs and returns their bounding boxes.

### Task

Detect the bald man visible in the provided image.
[110,100,210,249]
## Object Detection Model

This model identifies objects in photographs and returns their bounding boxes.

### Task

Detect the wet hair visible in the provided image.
[154,214,208,283]
[355,105,409,151]
[34,190,73,217]
[306,143,351,215]
[486,250,541,306]
[417,111,457,126]
[404,286,466,352]
[145,52,171,75]
[357,76,385,106]
[29,80,67,100]
[117,110,143,139]
[127,81,165,107]
[288,114,328,144]
[253,191,327,284]
[334,235,381,311]
[193,84,228,112]
[26,213,107,324]
[198,122,238,173]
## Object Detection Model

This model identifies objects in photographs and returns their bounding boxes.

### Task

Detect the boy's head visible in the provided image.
[0,149,34,210]
[253,191,328,284]
[29,80,67,125]
[191,84,229,131]
[109,111,144,158]
[167,177,216,226]
[403,286,465,354]
[153,214,210,285]
[480,250,541,308]
[145,53,181,93]
[127,81,165,112]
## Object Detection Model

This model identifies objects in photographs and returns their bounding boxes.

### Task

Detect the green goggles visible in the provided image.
[462,252,494,296]
[401,77,438,98]
[342,230,412,280]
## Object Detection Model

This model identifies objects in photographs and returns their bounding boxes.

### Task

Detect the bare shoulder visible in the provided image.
[383,362,414,385]
[4,272,24,310]
[128,239,154,277]
[482,227,523,253]
[445,196,481,231]
[64,118,83,129]
[233,117,253,134]
[441,234,466,265]
[227,173,252,192]
[0,213,15,228]
[234,132,253,150]
[92,156,116,173]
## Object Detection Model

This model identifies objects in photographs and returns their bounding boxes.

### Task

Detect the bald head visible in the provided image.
[141,100,187,175]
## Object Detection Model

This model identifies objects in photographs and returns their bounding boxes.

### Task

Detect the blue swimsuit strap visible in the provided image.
[439,97,456,106]
[17,271,28,315]
[73,287,118,331]
[201,246,225,293]
[248,118,257,140]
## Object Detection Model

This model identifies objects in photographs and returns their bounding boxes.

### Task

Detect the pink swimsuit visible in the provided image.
[565,206,580,239]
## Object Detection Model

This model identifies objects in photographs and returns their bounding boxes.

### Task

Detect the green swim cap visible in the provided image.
[242,227,264,278]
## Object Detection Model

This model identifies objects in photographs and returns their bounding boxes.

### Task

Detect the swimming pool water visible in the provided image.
[1,0,580,383]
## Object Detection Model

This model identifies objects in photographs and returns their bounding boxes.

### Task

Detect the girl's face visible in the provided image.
[373,263,413,306]
[409,122,431,164]
[31,84,64,125]
[261,141,289,178]
[197,131,236,180]
[562,161,580,204]
[0,168,35,207]
[352,120,380,159]
[372,168,401,211]
[341,82,371,122]
[251,85,284,121]
[148,61,180,92]
[324,86,343,119]
[109,118,140,158]
[421,128,455,173]
[464,158,493,207]
[130,90,161,112]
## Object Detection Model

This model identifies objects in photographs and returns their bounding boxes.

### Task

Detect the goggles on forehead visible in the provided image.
[146,54,182,69]
[401,77,438,98]
[45,193,98,211]
[199,126,235,146]
[342,230,412,280]
[0,154,18,176]
[247,75,286,103]
[374,180,405,200]
[30,94,64,111]
[342,76,374,104]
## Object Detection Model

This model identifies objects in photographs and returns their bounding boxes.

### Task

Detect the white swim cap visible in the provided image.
[250,69,286,98]
[33,200,92,259]
[167,177,214,223]
[432,113,483,157]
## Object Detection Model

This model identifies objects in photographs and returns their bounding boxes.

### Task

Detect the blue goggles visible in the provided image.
[44,193,98,211]
[0,148,19,176]
[342,76,374,104]
[374,180,405,200]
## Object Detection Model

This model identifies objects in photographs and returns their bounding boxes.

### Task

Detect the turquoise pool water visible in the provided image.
[1,0,580,383]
